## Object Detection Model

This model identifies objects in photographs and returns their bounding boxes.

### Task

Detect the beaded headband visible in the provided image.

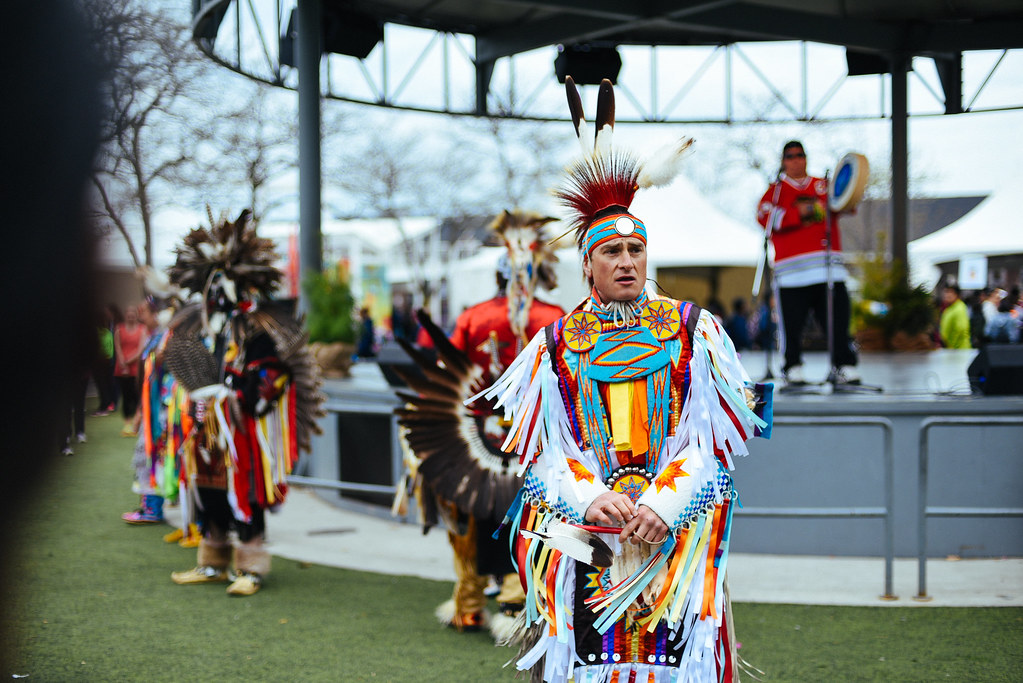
[585,212,647,255]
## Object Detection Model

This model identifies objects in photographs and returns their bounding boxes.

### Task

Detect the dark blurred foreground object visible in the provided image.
[0,1,102,673]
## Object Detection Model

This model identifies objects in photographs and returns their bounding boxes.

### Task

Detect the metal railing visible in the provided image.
[735,416,896,600]
[915,415,1023,601]
[286,474,396,496]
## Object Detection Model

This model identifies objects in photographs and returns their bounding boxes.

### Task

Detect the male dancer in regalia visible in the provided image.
[396,210,565,637]
[479,79,773,682]
[162,210,322,596]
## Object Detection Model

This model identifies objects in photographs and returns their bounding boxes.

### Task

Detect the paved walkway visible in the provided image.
[242,486,1023,608]
[252,349,1023,608]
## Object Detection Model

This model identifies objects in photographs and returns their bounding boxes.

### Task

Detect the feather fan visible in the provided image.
[521,519,614,568]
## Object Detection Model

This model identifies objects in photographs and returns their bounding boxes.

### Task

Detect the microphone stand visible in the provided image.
[823,170,838,385]
[754,173,784,382]
[752,225,774,381]
[823,170,882,393]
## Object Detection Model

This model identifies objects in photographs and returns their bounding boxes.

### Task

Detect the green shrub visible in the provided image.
[852,234,935,342]
[303,267,356,344]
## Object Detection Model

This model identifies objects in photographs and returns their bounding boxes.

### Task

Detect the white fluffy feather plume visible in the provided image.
[138,265,183,300]
[637,136,695,189]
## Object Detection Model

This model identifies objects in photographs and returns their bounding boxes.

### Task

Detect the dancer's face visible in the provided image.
[584,236,647,303]
[782,146,807,179]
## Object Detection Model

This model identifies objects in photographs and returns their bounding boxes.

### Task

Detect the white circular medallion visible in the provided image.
[613,216,636,236]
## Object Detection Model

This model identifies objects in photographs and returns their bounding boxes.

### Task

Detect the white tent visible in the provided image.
[629,175,764,268]
[909,183,1023,285]
[436,246,589,321]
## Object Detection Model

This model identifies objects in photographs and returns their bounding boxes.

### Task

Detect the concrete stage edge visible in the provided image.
[304,348,1023,560]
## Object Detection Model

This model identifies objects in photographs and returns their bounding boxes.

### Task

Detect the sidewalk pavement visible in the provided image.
[251,487,1023,608]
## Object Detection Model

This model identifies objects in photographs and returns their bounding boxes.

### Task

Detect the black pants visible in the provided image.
[71,374,87,436]
[196,487,265,543]
[91,356,115,410]
[778,281,857,372]
[117,376,139,419]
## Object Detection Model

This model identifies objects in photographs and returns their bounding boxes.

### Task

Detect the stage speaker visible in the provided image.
[968,344,1023,395]
[279,5,382,67]
[845,49,890,76]
[193,1,228,43]
[279,9,297,67]
[554,44,622,85]
[322,4,383,59]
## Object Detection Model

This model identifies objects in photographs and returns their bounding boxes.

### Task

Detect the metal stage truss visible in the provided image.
[191,0,1023,123]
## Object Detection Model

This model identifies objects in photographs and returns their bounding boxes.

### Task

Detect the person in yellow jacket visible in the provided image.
[939,283,972,349]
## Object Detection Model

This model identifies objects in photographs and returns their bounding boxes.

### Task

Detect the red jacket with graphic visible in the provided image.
[450,296,565,380]
[757,174,846,287]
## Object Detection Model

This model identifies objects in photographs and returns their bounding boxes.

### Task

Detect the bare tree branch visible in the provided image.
[84,0,222,266]
[91,173,141,269]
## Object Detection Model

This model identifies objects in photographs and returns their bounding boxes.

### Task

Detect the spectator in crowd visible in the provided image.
[100,304,125,414]
[967,290,987,347]
[91,307,117,416]
[985,296,1021,344]
[753,291,778,351]
[981,287,1004,326]
[705,297,726,323]
[113,304,146,437]
[724,297,752,350]
[939,284,971,349]
[392,295,418,342]
[1011,287,1023,317]
[355,306,376,360]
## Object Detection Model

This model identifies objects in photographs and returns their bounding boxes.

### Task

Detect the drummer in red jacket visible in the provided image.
[757,141,859,386]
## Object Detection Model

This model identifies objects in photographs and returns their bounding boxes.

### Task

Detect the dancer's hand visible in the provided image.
[620,505,669,545]
[585,491,636,526]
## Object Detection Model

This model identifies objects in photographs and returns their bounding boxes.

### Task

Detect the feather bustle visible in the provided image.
[393,309,524,525]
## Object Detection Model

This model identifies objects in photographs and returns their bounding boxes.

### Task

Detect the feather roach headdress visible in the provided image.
[164,209,323,457]
[490,209,560,345]
[555,77,694,254]
[168,208,281,302]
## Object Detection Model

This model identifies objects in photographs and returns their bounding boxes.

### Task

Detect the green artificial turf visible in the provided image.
[4,401,1021,682]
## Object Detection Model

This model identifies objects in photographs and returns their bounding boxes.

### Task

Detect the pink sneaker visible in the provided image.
[121,509,161,527]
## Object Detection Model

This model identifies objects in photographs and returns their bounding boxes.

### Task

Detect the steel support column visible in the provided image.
[890,52,909,268]
[297,0,323,309]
